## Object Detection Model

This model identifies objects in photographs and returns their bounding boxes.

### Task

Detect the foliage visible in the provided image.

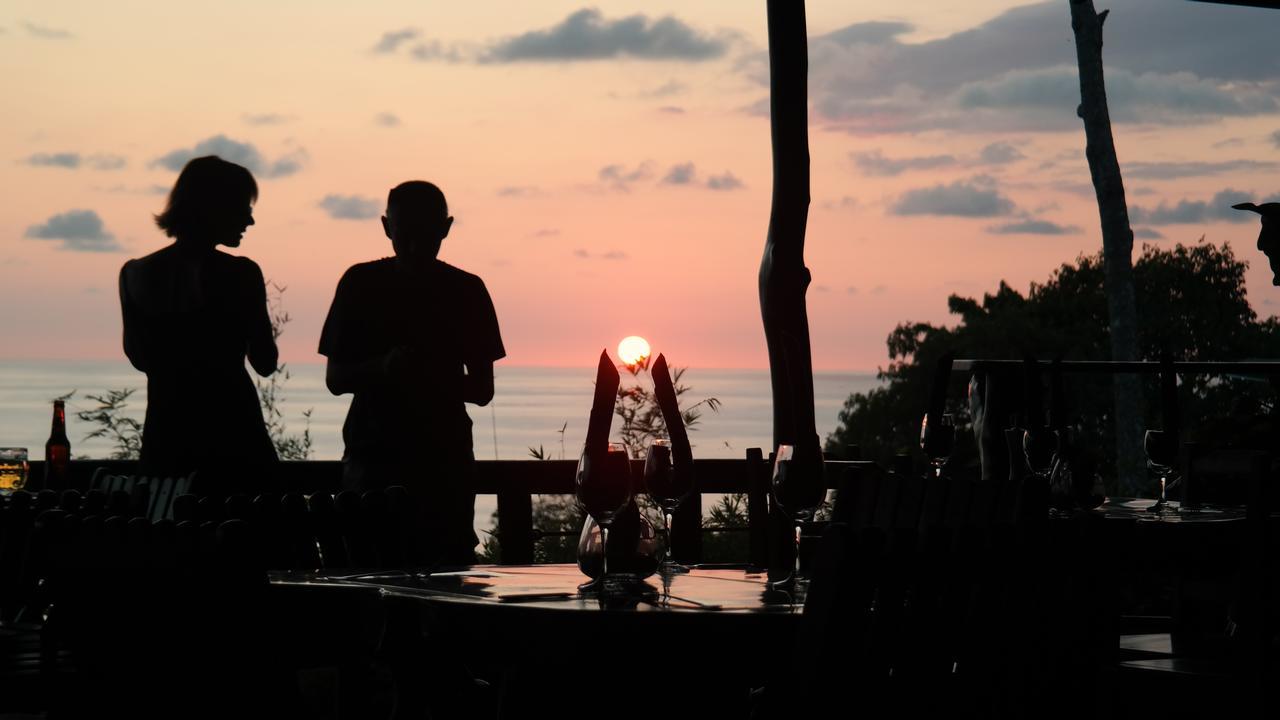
[257,282,314,461]
[478,494,584,564]
[74,281,313,461]
[613,362,721,460]
[75,389,144,460]
[826,240,1280,490]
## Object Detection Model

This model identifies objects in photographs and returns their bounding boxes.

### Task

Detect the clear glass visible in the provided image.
[575,442,633,590]
[919,414,956,477]
[0,448,29,495]
[769,443,825,591]
[1144,430,1179,514]
[644,439,691,576]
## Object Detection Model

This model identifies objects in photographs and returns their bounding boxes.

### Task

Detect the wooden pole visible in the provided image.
[1069,0,1145,495]
[759,0,817,458]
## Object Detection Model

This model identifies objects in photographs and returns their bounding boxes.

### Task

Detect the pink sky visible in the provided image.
[4,0,1279,371]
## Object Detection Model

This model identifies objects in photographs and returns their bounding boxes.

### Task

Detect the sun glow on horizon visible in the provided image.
[617,336,651,367]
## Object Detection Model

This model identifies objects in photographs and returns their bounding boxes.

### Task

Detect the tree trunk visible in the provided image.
[759,0,817,457]
[1069,0,1145,496]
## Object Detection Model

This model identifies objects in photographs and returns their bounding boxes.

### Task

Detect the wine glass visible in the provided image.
[644,439,693,576]
[1022,425,1059,479]
[1144,430,1179,514]
[919,414,956,478]
[575,442,633,590]
[769,442,826,590]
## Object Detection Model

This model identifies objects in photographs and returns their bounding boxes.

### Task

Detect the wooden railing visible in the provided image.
[23,451,868,566]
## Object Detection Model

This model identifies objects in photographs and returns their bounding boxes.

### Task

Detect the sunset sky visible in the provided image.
[4,0,1280,371]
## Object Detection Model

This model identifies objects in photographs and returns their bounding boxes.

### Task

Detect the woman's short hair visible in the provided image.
[155,156,259,238]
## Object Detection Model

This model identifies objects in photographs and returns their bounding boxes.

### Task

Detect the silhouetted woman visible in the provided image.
[119,155,278,491]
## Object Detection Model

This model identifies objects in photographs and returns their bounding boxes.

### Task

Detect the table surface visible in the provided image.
[1093,498,1247,524]
[271,563,802,615]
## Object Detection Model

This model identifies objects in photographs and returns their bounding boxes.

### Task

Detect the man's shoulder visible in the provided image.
[434,260,487,290]
[340,257,397,283]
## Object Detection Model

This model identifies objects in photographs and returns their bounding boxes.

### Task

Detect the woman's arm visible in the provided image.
[242,260,279,377]
[119,262,147,372]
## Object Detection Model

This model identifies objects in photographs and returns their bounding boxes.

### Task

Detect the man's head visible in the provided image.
[383,181,453,270]
[1233,202,1280,286]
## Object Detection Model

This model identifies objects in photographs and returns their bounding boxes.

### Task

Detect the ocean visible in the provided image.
[0,360,880,535]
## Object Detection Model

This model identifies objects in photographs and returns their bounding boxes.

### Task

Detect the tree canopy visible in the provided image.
[827,241,1280,489]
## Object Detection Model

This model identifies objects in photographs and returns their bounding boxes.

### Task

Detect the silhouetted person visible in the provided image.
[320,181,505,564]
[119,155,278,492]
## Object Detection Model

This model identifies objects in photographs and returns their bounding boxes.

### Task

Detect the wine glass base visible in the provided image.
[659,562,690,576]
[577,574,642,594]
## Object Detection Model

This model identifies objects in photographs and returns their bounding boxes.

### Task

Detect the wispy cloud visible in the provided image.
[388,9,733,65]
[152,135,307,179]
[852,149,956,177]
[242,113,294,126]
[892,176,1016,217]
[661,163,697,185]
[24,209,120,252]
[24,21,73,39]
[24,152,81,169]
[978,142,1024,165]
[986,219,1080,235]
[706,171,743,191]
[372,28,419,54]
[1128,188,1267,225]
[497,186,541,197]
[318,194,381,220]
[374,112,401,127]
[24,152,126,170]
[1124,159,1279,179]
[574,248,628,260]
[598,163,651,191]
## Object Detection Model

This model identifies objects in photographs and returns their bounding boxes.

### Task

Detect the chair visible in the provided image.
[86,468,195,522]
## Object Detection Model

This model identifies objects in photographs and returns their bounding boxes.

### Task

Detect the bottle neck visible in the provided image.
[49,400,68,442]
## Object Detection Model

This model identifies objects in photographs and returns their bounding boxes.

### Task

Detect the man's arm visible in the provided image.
[462,360,495,406]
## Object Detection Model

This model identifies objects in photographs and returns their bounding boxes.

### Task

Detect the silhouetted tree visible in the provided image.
[1070,0,1144,494]
[827,241,1280,493]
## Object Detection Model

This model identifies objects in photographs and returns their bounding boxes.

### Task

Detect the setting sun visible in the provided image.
[617,336,651,367]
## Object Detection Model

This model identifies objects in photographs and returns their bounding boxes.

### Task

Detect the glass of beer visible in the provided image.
[0,448,29,494]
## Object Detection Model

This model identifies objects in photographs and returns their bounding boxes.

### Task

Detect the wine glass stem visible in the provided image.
[1160,475,1167,504]
[665,511,674,566]
[602,525,609,578]
[793,523,802,583]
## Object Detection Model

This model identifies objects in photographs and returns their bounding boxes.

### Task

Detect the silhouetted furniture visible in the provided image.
[755,453,1112,717]
[270,563,800,719]
[87,467,195,522]
[1110,449,1276,715]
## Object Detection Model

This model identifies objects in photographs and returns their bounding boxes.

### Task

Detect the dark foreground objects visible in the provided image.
[320,180,505,565]
[119,155,278,494]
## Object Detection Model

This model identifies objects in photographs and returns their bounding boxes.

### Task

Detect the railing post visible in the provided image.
[746,448,770,570]
[671,489,702,565]
[496,477,534,565]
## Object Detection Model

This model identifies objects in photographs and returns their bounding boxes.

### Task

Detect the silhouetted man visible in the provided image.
[320,181,505,564]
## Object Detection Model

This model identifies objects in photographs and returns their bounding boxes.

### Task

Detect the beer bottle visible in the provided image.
[44,400,71,490]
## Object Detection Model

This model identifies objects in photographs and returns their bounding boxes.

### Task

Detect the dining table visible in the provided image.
[270,563,804,718]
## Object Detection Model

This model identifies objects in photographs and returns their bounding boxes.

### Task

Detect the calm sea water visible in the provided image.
[0,360,878,461]
[0,360,879,536]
